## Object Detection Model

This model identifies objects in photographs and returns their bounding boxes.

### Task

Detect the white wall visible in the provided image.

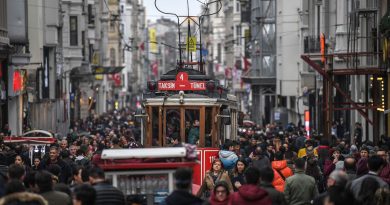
[276,0,301,97]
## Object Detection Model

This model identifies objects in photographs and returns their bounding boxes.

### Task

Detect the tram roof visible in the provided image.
[143,93,237,108]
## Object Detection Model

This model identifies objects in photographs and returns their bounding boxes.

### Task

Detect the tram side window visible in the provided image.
[185,109,200,145]
[152,107,159,146]
[205,107,212,147]
[166,109,181,145]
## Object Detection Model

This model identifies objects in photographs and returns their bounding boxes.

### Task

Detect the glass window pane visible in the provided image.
[152,107,159,146]
[205,107,212,147]
[165,109,180,145]
[186,109,200,145]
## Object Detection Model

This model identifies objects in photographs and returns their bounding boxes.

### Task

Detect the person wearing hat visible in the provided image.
[297,140,318,159]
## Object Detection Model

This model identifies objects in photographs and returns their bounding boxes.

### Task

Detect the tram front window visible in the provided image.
[152,107,159,146]
[186,109,200,145]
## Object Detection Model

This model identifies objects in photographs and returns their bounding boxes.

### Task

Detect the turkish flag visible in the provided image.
[13,70,22,91]
[139,42,145,51]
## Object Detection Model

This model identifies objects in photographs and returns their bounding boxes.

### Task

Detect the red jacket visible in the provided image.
[379,162,390,184]
[208,191,230,205]
[271,160,293,192]
[229,184,272,205]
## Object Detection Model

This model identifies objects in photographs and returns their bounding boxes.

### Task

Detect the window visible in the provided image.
[217,43,221,63]
[236,1,240,12]
[88,4,95,24]
[70,16,78,46]
[236,25,242,45]
[110,48,116,66]
[81,31,85,59]
[121,5,124,13]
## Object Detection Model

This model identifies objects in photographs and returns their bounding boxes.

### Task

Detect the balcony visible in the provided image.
[303,35,320,53]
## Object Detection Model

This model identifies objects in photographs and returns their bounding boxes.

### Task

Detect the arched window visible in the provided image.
[110,48,116,66]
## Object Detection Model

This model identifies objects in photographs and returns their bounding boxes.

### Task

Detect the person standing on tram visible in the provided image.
[188,120,200,145]
[196,159,233,199]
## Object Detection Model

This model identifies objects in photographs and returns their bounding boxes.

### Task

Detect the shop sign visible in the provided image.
[157,72,206,91]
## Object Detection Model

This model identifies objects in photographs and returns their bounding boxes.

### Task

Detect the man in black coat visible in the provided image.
[89,166,125,205]
[40,146,71,184]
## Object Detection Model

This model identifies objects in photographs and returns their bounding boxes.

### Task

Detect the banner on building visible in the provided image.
[149,28,157,53]
[42,47,50,99]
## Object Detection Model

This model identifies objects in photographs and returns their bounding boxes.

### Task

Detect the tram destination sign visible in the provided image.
[158,72,206,91]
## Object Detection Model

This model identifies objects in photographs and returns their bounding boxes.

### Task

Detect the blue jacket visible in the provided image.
[219,150,238,170]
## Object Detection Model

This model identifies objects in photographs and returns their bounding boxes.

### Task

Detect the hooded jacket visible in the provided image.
[0,192,48,205]
[229,184,272,205]
[208,191,231,205]
[218,151,238,170]
[271,160,293,192]
[162,190,203,205]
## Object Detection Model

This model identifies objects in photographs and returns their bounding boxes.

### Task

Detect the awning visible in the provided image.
[92,66,125,74]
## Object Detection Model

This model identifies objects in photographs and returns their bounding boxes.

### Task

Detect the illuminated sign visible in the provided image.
[157,72,206,91]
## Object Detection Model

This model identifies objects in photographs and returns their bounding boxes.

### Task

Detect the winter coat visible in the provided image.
[297,148,318,159]
[93,181,126,205]
[188,127,200,145]
[39,159,71,184]
[350,173,389,199]
[260,182,287,205]
[356,158,369,177]
[0,192,48,205]
[379,162,390,184]
[229,184,272,205]
[284,170,319,205]
[207,191,231,205]
[160,190,203,205]
[218,151,238,170]
[40,191,71,205]
[197,171,233,198]
[272,160,293,192]
[229,172,245,192]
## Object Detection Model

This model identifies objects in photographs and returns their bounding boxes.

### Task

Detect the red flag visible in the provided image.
[139,42,145,51]
[151,61,158,77]
[113,73,121,86]
[243,56,251,72]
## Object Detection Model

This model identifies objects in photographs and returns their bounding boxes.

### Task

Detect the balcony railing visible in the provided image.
[304,36,320,53]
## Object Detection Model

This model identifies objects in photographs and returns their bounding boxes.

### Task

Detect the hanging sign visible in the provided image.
[186,36,197,52]
[157,72,206,91]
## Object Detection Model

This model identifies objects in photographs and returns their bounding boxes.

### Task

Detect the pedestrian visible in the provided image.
[35,170,71,205]
[4,179,25,195]
[8,164,25,182]
[259,166,287,205]
[312,170,348,205]
[350,155,388,199]
[344,156,357,181]
[39,147,71,184]
[88,166,125,205]
[206,181,231,205]
[32,158,41,171]
[160,168,203,205]
[229,167,272,205]
[0,192,48,205]
[377,149,390,184]
[271,151,293,192]
[229,159,247,192]
[72,184,96,205]
[297,140,318,159]
[284,158,319,205]
[197,159,233,199]
[218,141,238,170]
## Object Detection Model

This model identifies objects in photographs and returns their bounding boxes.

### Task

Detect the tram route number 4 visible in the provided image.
[158,72,206,91]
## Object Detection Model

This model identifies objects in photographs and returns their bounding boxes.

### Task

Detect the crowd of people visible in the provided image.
[0,108,389,205]
[191,123,390,205]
